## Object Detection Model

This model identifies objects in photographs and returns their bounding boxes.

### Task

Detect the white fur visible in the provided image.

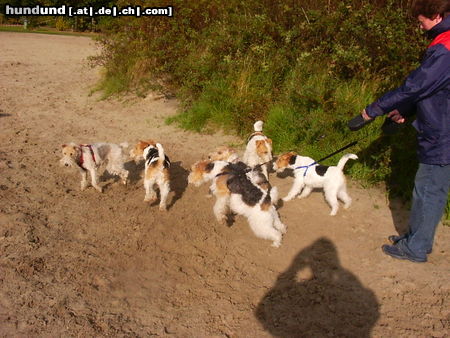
[275,153,358,216]
[60,142,129,192]
[211,183,286,248]
[209,168,286,247]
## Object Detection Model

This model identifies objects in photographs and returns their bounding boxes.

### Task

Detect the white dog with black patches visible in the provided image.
[274,152,358,216]
[189,160,286,247]
[60,142,129,192]
[129,139,171,211]
[242,121,273,178]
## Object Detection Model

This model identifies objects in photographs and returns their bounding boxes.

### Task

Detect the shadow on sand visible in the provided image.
[255,238,380,337]
[357,129,417,236]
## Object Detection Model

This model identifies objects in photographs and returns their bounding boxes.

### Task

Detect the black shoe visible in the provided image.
[387,235,432,254]
[382,244,427,263]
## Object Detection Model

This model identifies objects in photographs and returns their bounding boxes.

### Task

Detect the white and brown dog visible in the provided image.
[274,152,358,216]
[242,121,273,178]
[129,140,171,211]
[189,160,286,247]
[208,146,240,163]
[60,142,129,192]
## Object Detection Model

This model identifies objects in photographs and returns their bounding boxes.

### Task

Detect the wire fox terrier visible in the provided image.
[242,121,273,178]
[189,160,286,247]
[274,152,358,215]
[60,142,129,192]
[130,140,171,211]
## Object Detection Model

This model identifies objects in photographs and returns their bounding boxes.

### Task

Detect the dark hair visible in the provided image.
[411,0,450,19]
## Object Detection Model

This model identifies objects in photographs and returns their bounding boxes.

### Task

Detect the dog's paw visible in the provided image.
[159,205,167,212]
[144,196,157,202]
[216,216,227,224]
[94,186,103,193]
[271,240,281,248]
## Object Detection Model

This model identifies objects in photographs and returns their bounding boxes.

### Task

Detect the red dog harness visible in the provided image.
[78,144,97,170]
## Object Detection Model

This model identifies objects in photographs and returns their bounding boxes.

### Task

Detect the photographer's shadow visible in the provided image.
[255,238,380,338]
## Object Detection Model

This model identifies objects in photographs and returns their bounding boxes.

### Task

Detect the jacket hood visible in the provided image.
[427,15,450,39]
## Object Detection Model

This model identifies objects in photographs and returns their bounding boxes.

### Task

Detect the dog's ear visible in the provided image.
[289,154,297,165]
[138,140,149,149]
[266,138,273,145]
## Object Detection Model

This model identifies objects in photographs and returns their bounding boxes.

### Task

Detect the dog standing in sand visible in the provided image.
[189,160,286,247]
[60,142,129,192]
[129,140,171,211]
[274,152,358,215]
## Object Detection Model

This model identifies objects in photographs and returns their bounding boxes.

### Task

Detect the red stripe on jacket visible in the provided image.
[429,30,450,50]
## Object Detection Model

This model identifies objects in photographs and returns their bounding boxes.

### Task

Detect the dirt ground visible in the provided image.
[0,32,449,337]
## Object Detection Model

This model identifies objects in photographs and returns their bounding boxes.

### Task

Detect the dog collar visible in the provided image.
[247,131,264,142]
[295,161,317,177]
[78,144,97,170]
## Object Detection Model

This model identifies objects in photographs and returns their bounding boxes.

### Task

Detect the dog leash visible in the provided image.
[295,140,358,176]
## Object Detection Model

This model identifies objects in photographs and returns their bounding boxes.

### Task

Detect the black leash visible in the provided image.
[316,140,358,163]
[295,140,358,176]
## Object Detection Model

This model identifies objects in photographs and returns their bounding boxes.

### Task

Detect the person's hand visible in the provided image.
[387,109,405,123]
[361,109,373,121]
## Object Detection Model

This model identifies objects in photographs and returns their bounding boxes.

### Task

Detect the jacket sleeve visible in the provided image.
[365,47,450,118]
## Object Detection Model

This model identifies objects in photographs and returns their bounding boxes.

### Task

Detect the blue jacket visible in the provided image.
[365,15,450,165]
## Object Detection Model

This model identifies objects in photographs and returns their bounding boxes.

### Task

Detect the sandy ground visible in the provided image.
[0,32,449,337]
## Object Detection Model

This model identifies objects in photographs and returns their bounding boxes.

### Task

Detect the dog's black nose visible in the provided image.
[65,163,69,167]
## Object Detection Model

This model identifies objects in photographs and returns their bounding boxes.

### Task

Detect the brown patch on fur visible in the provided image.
[215,174,231,197]
[275,152,296,169]
[189,160,213,184]
[208,146,237,162]
[257,181,270,191]
[261,199,271,211]
[256,139,271,157]
[163,167,170,182]
[145,162,169,182]
[61,144,81,161]
[130,139,156,158]
[145,165,158,180]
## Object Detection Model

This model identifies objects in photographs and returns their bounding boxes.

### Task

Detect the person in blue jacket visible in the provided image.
[361,0,450,263]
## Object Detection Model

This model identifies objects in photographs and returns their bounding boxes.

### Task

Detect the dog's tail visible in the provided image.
[337,153,358,170]
[156,143,165,162]
[254,120,264,132]
[120,142,129,149]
